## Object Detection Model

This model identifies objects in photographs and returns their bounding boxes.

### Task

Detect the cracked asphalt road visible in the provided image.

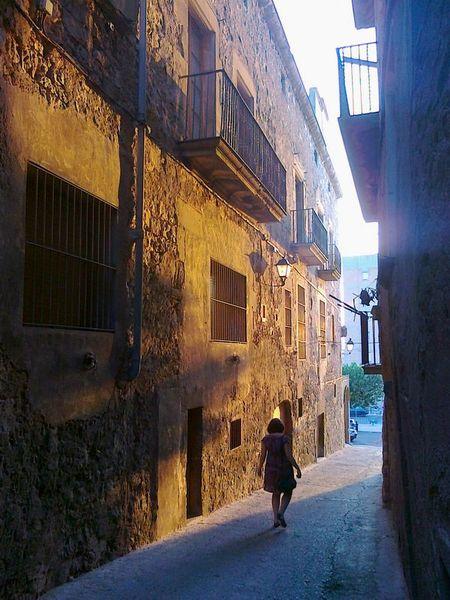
[45,438,407,600]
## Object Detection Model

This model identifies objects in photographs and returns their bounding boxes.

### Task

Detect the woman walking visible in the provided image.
[257,418,302,528]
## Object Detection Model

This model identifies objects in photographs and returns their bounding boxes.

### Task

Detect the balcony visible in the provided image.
[291,209,328,266]
[337,42,380,222]
[318,244,342,280]
[178,70,286,222]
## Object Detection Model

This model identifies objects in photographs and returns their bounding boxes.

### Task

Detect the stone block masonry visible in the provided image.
[0,0,346,596]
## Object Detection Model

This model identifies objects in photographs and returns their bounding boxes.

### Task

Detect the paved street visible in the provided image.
[45,443,407,600]
[353,430,383,447]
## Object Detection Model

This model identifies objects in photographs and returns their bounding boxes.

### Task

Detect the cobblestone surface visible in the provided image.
[45,443,407,599]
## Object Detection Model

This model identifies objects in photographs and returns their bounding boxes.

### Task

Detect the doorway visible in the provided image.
[273,400,293,436]
[187,12,216,139]
[317,412,325,457]
[186,407,203,519]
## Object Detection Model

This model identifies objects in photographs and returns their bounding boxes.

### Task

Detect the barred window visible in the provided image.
[284,290,292,346]
[297,285,306,359]
[23,163,117,331]
[210,260,247,342]
[319,299,326,358]
[230,418,242,450]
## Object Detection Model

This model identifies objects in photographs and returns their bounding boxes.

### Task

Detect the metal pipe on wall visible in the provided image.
[127,0,147,381]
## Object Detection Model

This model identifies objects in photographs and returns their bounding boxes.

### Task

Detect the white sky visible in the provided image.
[274,0,378,257]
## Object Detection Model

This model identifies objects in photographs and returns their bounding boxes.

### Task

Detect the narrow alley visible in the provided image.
[45,439,407,600]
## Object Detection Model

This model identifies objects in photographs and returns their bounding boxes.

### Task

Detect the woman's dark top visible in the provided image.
[262,433,291,492]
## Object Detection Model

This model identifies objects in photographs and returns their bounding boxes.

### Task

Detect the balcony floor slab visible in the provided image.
[293,243,328,267]
[178,137,286,223]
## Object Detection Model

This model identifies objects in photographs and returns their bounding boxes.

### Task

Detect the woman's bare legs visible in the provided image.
[279,491,292,517]
[272,492,281,523]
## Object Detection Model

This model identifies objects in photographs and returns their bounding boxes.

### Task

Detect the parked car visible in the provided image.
[349,426,357,442]
[350,418,359,431]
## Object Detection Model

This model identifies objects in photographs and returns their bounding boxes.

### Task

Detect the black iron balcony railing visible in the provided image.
[321,244,341,274]
[182,69,286,211]
[337,42,378,117]
[291,208,328,258]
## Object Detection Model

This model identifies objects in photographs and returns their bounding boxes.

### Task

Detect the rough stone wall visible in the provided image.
[146,0,340,247]
[155,149,345,529]
[0,0,345,596]
[0,2,178,597]
[376,0,450,597]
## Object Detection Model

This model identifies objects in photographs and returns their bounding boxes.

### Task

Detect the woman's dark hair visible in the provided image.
[267,418,285,434]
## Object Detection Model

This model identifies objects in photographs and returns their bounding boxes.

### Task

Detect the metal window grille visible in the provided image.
[210,260,247,342]
[23,163,117,331]
[284,289,292,346]
[297,285,306,359]
[319,300,326,359]
[230,418,242,450]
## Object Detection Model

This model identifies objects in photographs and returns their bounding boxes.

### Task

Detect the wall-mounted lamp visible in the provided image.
[275,257,292,286]
[346,338,354,354]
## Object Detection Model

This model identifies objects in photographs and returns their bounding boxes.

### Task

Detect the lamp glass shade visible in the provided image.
[346,338,354,353]
[276,257,291,281]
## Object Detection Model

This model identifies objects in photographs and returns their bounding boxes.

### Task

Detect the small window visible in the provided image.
[23,163,116,330]
[284,290,292,346]
[230,419,242,449]
[297,285,306,359]
[211,260,247,342]
[334,384,337,397]
[297,397,303,418]
[314,149,318,165]
[331,314,336,343]
[319,300,326,359]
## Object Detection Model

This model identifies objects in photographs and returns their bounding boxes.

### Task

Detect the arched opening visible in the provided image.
[273,400,293,436]
[344,386,350,443]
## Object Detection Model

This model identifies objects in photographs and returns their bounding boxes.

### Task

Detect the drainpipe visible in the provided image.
[127,0,146,381]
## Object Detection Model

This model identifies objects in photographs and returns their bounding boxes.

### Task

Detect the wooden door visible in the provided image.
[188,13,215,139]
[186,407,203,518]
[317,412,325,458]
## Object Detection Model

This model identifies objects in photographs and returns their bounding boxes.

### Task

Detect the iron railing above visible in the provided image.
[337,42,379,117]
[291,208,328,258]
[182,69,286,211]
[321,243,342,274]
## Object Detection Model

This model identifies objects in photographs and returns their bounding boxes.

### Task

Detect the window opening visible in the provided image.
[211,260,247,342]
[23,163,116,331]
[230,418,242,449]
[297,285,306,359]
[236,73,254,114]
[284,289,292,346]
[319,299,326,358]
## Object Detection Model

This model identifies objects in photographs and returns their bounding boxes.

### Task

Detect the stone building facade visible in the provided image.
[0,0,346,595]
[339,1,449,598]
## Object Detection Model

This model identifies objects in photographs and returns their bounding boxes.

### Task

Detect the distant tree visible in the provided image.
[342,363,384,408]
